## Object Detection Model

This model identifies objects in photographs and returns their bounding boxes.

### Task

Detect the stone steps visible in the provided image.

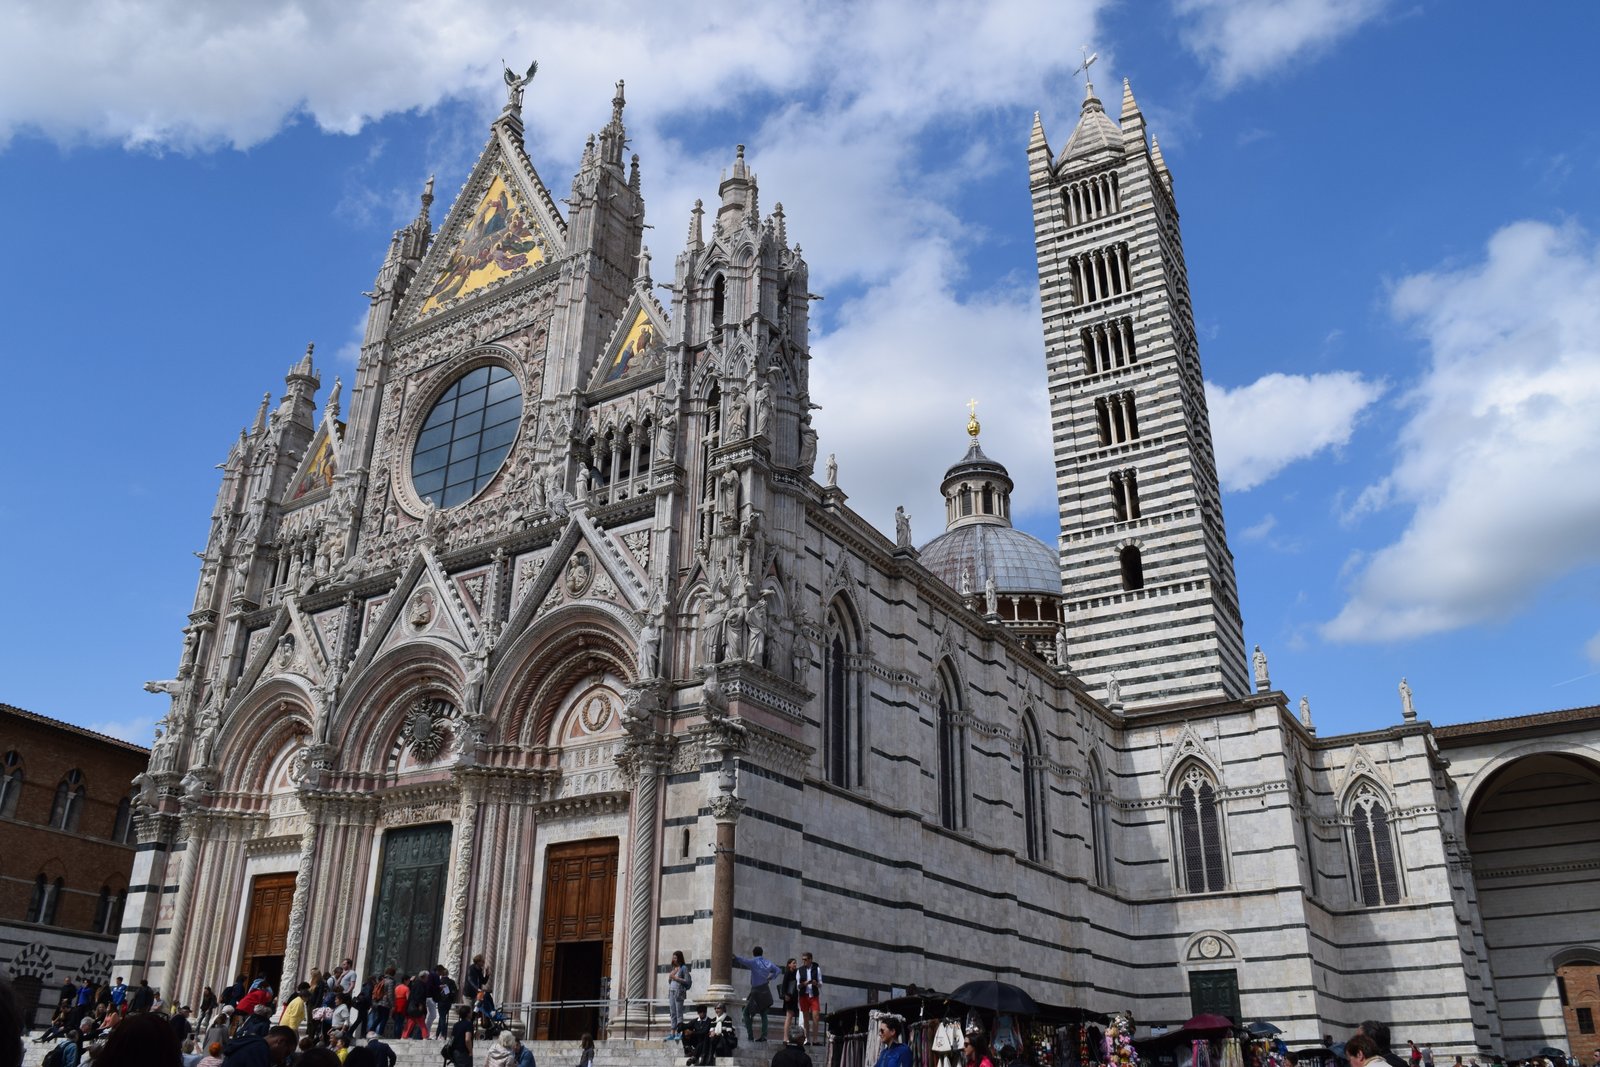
[17,1034,818,1067]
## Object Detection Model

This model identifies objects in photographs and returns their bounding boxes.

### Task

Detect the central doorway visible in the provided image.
[366,823,453,979]
[240,872,296,991]
[536,838,619,1039]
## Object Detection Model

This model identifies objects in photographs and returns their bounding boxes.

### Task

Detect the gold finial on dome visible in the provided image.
[967,397,980,440]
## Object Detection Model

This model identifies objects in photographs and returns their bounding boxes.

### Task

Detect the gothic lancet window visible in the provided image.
[93,886,112,933]
[698,385,722,549]
[1021,714,1047,862]
[823,602,858,789]
[1348,782,1403,906]
[1089,757,1113,887]
[1176,765,1226,892]
[936,665,967,831]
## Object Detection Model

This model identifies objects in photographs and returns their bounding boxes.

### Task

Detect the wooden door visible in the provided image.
[535,838,619,1039]
[240,872,296,988]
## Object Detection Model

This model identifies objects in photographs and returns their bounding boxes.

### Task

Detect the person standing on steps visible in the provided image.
[732,946,781,1043]
[796,953,823,1046]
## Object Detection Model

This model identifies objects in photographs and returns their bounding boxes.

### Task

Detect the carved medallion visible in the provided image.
[566,550,593,597]
[408,588,436,631]
[580,692,613,733]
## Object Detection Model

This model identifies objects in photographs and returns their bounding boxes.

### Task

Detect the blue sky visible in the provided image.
[1,0,1597,744]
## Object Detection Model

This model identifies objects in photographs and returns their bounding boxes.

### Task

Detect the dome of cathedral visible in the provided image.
[920,521,1061,597]
[919,413,1061,598]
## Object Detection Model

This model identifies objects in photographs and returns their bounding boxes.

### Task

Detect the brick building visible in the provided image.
[1,702,148,1027]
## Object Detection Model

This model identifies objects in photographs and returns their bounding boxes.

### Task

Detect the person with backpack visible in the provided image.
[666,950,691,1037]
[400,972,429,1039]
[433,966,458,1040]
[43,1018,93,1067]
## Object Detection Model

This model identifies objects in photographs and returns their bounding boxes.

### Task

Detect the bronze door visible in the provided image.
[366,823,453,978]
[535,838,619,1039]
[240,872,296,989]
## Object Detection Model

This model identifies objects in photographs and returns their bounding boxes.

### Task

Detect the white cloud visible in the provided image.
[1206,371,1384,491]
[810,241,1051,545]
[0,1,1109,547]
[84,710,161,747]
[1325,221,1600,642]
[0,1,1102,152]
[1242,513,1278,540]
[1174,0,1389,89]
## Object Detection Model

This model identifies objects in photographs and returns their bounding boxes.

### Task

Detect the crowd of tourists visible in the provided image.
[0,952,529,1067]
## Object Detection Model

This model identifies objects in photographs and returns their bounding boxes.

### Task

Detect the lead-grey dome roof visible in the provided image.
[920,522,1061,597]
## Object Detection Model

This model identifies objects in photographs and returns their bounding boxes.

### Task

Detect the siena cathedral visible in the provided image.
[118,72,1600,1057]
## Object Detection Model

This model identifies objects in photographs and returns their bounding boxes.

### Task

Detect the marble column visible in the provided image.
[707,792,745,1001]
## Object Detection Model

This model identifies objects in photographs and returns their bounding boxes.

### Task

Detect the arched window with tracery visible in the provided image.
[93,886,112,933]
[43,877,63,925]
[936,664,967,831]
[50,770,85,832]
[823,601,858,789]
[1089,754,1113,887]
[0,751,21,818]
[698,384,722,548]
[1347,780,1403,906]
[1021,714,1047,862]
[1175,764,1226,892]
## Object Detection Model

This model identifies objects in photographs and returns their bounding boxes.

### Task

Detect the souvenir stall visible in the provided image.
[825,985,1107,1067]
[1135,1014,1244,1067]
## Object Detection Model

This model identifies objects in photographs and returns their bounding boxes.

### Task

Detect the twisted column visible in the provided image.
[442,784,479,976]
[280,807,320,988]
[624,750,665,1000]
[162,812,209,1002]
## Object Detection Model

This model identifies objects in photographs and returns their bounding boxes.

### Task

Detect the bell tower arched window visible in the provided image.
[1175,764,1226,893]
[1348,781,1403,906]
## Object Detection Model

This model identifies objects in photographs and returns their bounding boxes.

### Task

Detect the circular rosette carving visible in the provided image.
[402,697,457,762]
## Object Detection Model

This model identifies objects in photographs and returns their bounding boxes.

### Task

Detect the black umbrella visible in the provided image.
[947,981,1042,1016]
[1248,1023,1283,1037]
[1533,1050,1565,1061]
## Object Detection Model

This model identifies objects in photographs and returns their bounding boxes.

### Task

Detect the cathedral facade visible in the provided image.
[115,75,1600,1058]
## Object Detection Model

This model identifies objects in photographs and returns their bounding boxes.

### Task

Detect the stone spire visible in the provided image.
[1058,80,1124,166]
[688,199,704,251]
[716,145,757,233]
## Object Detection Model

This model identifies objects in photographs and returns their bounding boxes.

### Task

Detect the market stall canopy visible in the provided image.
[947,981,1042,1015]
[1184,1015,1236,1032]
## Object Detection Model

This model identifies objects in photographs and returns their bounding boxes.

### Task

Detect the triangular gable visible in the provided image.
[347,544,483,680]
[283,419,343,504]
[399,123,568,327]
[501,511,651,647]
[590,292,669,389]
[1163,721,1222,785]
[227,600,328,713]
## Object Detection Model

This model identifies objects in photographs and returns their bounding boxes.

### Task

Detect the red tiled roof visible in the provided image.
[0,702,152,754]
[1434,702,1600,741]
